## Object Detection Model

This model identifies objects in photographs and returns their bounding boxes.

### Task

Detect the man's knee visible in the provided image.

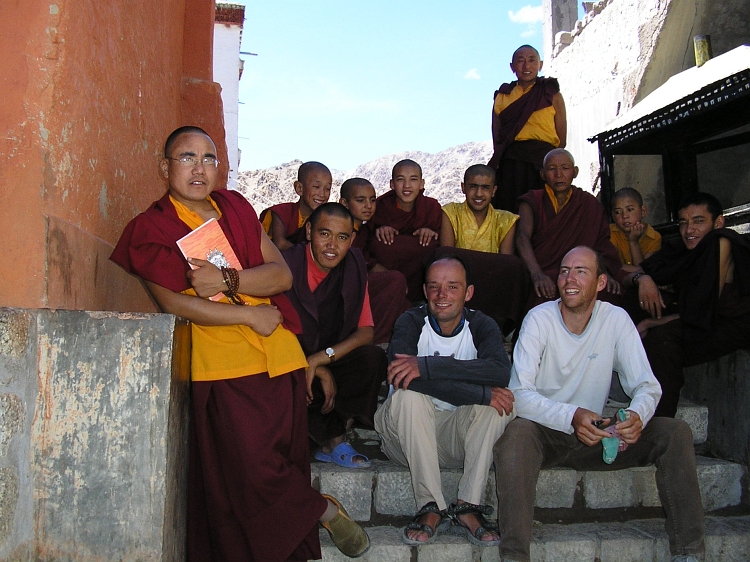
[645,417,693,449]
[493,418,541,464]
[388,389,434,417]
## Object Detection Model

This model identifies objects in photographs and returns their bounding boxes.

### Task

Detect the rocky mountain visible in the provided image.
[236,140,493,214]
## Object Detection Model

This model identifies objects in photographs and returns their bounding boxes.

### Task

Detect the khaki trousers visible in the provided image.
[375,389,515,510]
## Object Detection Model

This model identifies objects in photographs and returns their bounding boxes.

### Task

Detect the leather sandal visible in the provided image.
[320,494,370,558]
[401,501,449,546]
[447,502,501,547]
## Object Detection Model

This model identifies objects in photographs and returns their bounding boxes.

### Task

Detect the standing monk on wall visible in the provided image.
[488,45,567,213]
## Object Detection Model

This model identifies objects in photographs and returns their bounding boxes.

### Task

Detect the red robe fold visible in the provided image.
[519,186,624,308]
[489,76,559,169]
[352,224,411,343]
[368,190,442,301]
[110,189,301,332]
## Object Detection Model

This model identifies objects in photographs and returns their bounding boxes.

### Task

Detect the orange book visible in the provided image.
[176,218,243,301]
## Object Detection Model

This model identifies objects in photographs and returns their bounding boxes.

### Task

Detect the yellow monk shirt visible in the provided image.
[260,206,305,236]
[171,196,308,382]
[442,201,519,253]
[493,82,559,146]
[609,223,662,266]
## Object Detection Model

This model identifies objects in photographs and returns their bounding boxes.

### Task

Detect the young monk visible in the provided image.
[625,193,750,417]
[110,127,368,561]
[261,161,332,250]
[610,187,661,270]
[488,45,566,213]
[368,159,442,301]
[340,178,411,343]
[437,164,527,333]
[441,164,518,253]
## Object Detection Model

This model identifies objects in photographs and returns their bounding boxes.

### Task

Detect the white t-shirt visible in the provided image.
[510,300,661,433]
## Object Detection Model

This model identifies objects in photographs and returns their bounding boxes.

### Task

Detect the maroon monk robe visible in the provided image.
[368,190,442,301]
[433,247,530,335]
[260,201,308,245]
[488,77,559,170]
[110,189,324,562]
[519,186,624,309]
[352,224,411,343]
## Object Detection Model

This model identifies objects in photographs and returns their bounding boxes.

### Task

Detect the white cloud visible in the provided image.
[508,5,543,24]
[521,28,536,38]
[464,68,481,80]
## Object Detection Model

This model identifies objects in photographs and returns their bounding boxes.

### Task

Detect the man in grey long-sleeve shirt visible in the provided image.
[494,246,704,562]
[374,255,515,548]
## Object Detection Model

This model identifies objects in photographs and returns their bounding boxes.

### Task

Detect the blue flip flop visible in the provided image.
[315,441,371,468]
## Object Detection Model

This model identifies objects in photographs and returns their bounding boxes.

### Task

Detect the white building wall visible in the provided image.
[213,22,243,190]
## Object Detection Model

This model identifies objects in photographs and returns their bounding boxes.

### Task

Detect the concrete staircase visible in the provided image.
[312,400,750,561]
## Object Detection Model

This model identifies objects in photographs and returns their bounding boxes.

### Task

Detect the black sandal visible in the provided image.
[447,502,501,547]
[401,501,449,546]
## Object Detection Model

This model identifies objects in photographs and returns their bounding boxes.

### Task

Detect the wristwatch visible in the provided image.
[632,272,645,285]
[325,347,336,362]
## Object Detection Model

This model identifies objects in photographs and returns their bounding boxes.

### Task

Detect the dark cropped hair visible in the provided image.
[677,192,723,221]
[340,177,374,201]
[512,44,540,59]
[392,159,423,179]
[164,126,212,157]
[308,202,354,230]
[612,187,644,208]
[425,254,473,287]
[464,164,496,185]
[297,161,331,185]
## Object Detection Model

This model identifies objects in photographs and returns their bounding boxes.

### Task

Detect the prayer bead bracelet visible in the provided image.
[221,267,245,305]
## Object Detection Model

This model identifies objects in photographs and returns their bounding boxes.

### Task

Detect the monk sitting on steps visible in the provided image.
[368,159,442,301]
[515,148,625,311]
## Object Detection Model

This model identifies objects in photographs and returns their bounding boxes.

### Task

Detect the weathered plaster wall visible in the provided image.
[0,0,227,313]
[547,0,750,202]
[0,308,190,560]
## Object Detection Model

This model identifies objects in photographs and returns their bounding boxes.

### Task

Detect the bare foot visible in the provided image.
[406,511,442,543]
[456,501,500,542]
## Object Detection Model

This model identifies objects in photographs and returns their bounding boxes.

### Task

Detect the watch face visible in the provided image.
[326,347,335,357]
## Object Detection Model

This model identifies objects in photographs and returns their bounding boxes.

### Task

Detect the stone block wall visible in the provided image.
[0,308,189,561]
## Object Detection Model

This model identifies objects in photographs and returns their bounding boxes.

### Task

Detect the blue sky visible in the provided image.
[234,1,560,171]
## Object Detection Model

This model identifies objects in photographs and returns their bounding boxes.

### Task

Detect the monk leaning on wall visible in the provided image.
[110,126,368,561]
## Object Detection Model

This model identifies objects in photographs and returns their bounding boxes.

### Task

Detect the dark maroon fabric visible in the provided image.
[187,370,326,562]
[109,189,301,333]
[307,345,387,444]
[368,190,441,301]
[262,201,303,238]
[367,269,411,343]
[488,77,559,169]
[433,247,529,333]
[370,190,442,233]
[369,236,437,302]
[491,153,547,213]
[642,228,750,341]
[282,243,368,355]
[519,187,624,308]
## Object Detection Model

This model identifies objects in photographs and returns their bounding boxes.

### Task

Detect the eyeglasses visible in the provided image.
[167,156,220,168]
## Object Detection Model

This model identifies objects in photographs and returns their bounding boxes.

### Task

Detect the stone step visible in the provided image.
[313,456,745,522]
[317,516,750,561]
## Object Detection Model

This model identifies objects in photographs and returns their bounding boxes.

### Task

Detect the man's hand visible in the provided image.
[387,353,421,390]
[606,277,621,295]
[531,271,557,299]
[571,407,612,446]
[376,225,398,245]
[313,366,337,414]
[246,304,282,337]
[489,387,514,416]
[413,228,438,246]
[187,258,225,298]
[637,275,665,319]
[615,410,642,445]
[628,222,645,242]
